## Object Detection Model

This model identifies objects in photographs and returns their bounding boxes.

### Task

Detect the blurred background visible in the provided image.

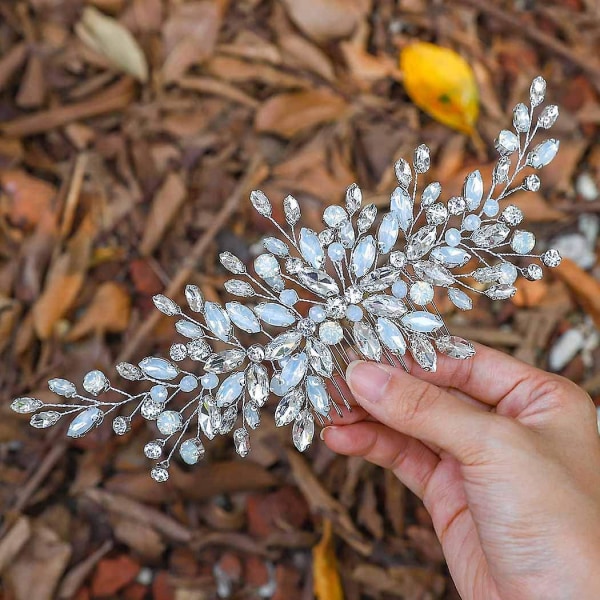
[0,0,599,598]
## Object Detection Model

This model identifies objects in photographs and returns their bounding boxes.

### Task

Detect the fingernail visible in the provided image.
[320,426,338,441]
[346,361,391,403]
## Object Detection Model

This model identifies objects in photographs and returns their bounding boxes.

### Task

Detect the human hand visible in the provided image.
[322,344,600,600]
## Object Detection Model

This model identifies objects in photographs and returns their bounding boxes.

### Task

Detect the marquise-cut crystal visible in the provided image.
[345,183,362,214]
[254,303,296,327]
[421,182,441,206]
[234,427,250,457]
[49,378,77,398]
[357,203,377,233]
[528,139,559,169]
[401,311,443,333]
[30,411,61,429]
[226,302,261,333]
[175,319,204,338]
[216,372,245,407]
[353,321,381,360]
[219,251,246,274]
[351,235,376,277]
[410,334,437,371]
[180,438,205,465]
[394,158,412,187]
[413,261,454,287]
[224,280,255,297]
[247,363,269,406]
[297,267,339,298]
[204,302,232,341]
[363,295,407,318]
[359,266,401,292]
[413,144,430,173]
[299,228,324,269]
[271,353,307,396]
[204,349,246,373]
[264,237,289,257]
[306,338,333,377]
[184,284,204,312]
[390,186,413,231]
[139,357,179,381]
[244,402,261,429]
[293,411,314,452]
[485,284,517,300]
[67,407,103,438]
[250,190,272,216]
[153,294,179,316]
[283,195,300,225]
[11,397,43,414]
[538,105,559,129]
[513,103,530,132]
[306,376,330,416]
[436,336,475,359]
[463,170,484,210]
[116,362,143,380]
[83,370,110,396]
[470,223,510,248]
[338,219,355,248]
[530,76,546,106]
[430,246,471,268]
[406,226,437,260]
[448,288,473,310]
[378,213,399,253]
[199,401,217,439]
[265,331,303,361]
[275,389,304,427]
[375,317,406,354]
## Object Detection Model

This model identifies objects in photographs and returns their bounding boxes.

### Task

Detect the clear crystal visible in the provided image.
[472,266,499,284]
[297,267,339,298]
[224,279,255,297]
[542,249,561,267]
[426,203,448,226]
[513,103,530,132]
[112,416,130,435]
[247,363,269,406]
[30,411,61,429]
[319,228,335,248]
[338,219,355,248]
[389,251,406,268]
[353,321,381,360]
[530,76,546,106]
[170,343,187,361]
[184,285,204,312]
[226,302,261,333]
[421,182,441,207]
[523,174,540,192]
[275,389,304,427]
[360,266,401,292]
[406,226,437,261]
[401,311,443,333]
[485,284,517,300]
[199,400,217,439]
[205,349,246,374]
[409,334,437,371]
[139,357,179,381]
[219,405,237,434]
[390,186,413,231]
[306,338,333,377]
[141,399,164,420]
[293,411,314,452]
[152,294,180,316]
[409,281,434,305]
[265,331,303,361]
[325,297,347,319]
[180,438,205,465]
[351,235,376,277]
[234,427,251,457]
[394,158,412,187]
[219,251,246,274]
[250,190,272,217]
[538,105,558,129]
[297,318,316,337]
[357,204,377,233]
[511,230,535,254]
[363,295,407,318]
[525,264,543,280]
[448,288,472,310]
[11,397,43,414]
[150,467,169,483]
[116,362,143,380]
[527,140,559,169]
[447,196,466,216]
[495,130,519,155]
[323,205,347,228]
[345,183,362,214]
[283,195,300,225]
[187,338,211,360]
[470,223,510,248]
[413,144,430,173]
[204,302,232,341]
[413,261,454,287]
[244,402,261,429]
[501,205,523,226]
[319,321,344,345]
[48,378,77,398]
[216,372,246,407]
[493,156,511,183]
[436,336,475,359]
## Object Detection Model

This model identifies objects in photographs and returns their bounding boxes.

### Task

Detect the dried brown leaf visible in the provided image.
[510,191,567,222]
[553,258,600,328]
[312,520,343,600]
[76,6,148,82]
[0,517,31,574]
[255,89,348,138]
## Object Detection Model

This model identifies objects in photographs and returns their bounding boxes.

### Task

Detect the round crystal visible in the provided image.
[323,205,347,228]
[444,228,461,247]
[345,305,363,322]
[247,344,265,362]
[501,205,523,226]
[542,249,561,267]
[448,196,466,215]
[409,281,434,305]
[308,306,326,323]
[112,416,130,436]
[498,263,518,284]
[319,228,335,246]
[392,280,408,298]
[297,318,317,337]
[141,399,164,420]
[157,410,183,435]
[82,370,110,396]
[279,289,299,306]
[319,321,344,345]
[426,203,448,225]
[201,373,219,389]
[170,343,187,361]
[511,230,535,254]
[179,375,198,392]
[525,264,543,280]
[344,286,363,304]
[327,242,345,262]
[463,215,481,231]
[325,297,347,319]
[389,251,407,268]
[483,199,499,217]
[150,385,168,403]
[285,258,302,274]
[523,174,540,192]
[150,467,169,483]
[144,441,163,459]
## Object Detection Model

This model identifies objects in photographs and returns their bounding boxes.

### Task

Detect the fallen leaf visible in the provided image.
[0,517,31,573]
[400,42,479,135]
[66,281,131,341]
[255,89,348,138]
[313,520,343,600]
[352,564,446,597]
[91,555,140,597]
[553,258,600,328]
[512,277,549,307]
[280,0,370,43]
[32,217,95,340]
[76,6,148,82]
[510,191,567,221]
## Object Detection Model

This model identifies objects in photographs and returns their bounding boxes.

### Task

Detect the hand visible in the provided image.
[322,344,600,600]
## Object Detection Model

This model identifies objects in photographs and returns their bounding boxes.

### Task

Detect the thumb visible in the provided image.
[346,360,498,464]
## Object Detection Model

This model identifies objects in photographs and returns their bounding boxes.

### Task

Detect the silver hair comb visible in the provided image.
[11,76,562,482]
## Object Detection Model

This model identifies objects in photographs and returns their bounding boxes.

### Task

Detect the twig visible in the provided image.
[117,155,265,363]
[457,0,600,92]
[60,154,89,240]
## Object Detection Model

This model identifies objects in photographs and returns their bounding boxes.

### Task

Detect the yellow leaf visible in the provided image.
[313,520,344,600]
[76,6,148,82]
[400,42,479,135]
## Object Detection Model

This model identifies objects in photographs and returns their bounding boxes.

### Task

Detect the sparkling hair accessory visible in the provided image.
[11,76,562,482]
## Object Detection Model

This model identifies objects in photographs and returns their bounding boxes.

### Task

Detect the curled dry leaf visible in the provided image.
[255,89,348,138]
[553,258,600,328]
[313,520,344,600]
[400,42,479,135]
[510,191,567,221]
[66,281,131,341]
[280,0,370,43]
[76,6,148,82]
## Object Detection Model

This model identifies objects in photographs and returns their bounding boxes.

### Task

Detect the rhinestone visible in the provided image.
[495,130,519,155]
[447,196,466,215]
[112,416,130,435]
[501,205,523,226]
[513,103,530,132]
[345,304,363,322]
[179,375,198,392]
[483,199,499,217]
[184,285,204,312]
[538,105,558,129]
[299,228,324,269]
[319,321,344,345]
[345,286,363,304]
[297,318,316,336]
[30,412,61,429]
[413,144,430,173]
[297,267,339,297]
[485,284,516,300]
[358,204,378,233]
[308,306,326,323]
[250,190,272,216]
[525,264,543,280]
[201,373,219,389]
[409,334,437,372]
[141,399,164,420]
[152,294,179,316]
[144,441,163,459]
[285,257,302,273]
[436,336,475,359]
[394,158,412,187]
[345,183,362,214]
[323,205,347,228]
[150,467,169,483]
[530,76,546,106]
[392,280,408,298]
[83,370,110,396]
[319,228,334,246]
[389,251,407,268]
[170,343,187,361]
[325,297,347,319]
[157,410,183,435]
[67,407,104,438]
[409,282,434,305]
[353,321,381,360]
[186,339,211,360]
[523,174,540,192]
[494,157,511,183]
[463,215,481,231]
[292,411,314,452]
[283,195,301,224]
[247,344,265,362]
[224,280,255,297]
[234,427,251,457]
[444,228,461,247]
[327,242,345,262]
[279,289,299,306]
[511,230,535,254]
[11,397,43,414]
[244,402,261,429]
[139,357,179,381]
[542,249,561,267]
[426,203,448,225]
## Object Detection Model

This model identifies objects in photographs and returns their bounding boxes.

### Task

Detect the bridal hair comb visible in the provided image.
[11,77,562,482]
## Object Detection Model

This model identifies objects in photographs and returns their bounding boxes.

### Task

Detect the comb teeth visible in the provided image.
[11,76,562,481]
